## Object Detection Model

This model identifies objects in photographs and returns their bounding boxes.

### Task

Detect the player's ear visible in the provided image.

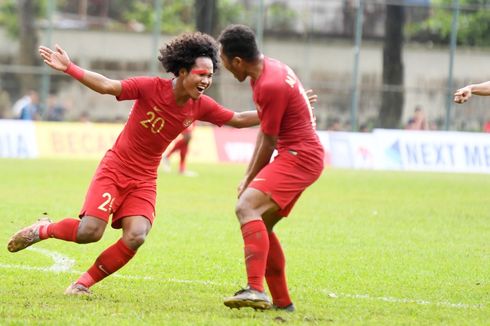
[232,57,242,67]
[178,67,189,77]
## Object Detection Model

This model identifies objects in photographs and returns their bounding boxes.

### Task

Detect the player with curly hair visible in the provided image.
[7,32,260,295]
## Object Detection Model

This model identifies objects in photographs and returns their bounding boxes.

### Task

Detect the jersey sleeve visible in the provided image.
[116,77,156,101]
[197,96,235,126]
[258,82,288,137]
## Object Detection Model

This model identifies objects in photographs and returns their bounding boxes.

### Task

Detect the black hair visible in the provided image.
[159,32,219,76]
[218,24,260,62]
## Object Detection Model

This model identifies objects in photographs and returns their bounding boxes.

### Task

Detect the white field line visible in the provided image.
[326,292,484,309]
[0,248,484,309]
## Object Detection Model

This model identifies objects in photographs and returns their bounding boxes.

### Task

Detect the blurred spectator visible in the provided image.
[45,94,68,121]
[359,123,370,132]
[79,111,91,123]
[0,89,11,119]
[483,120,490,133]
[327,118,342,131]
[405,105,428,130]
[12,90,40,120]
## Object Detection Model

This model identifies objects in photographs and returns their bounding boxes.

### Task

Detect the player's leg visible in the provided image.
[7,170,117,253]
[66,215,151,295]
[7,211,108,253]
[178,133,192,174]
[262,212,294,312]
[223,188,278,310]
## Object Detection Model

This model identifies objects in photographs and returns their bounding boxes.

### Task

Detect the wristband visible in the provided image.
[64,62,85,80]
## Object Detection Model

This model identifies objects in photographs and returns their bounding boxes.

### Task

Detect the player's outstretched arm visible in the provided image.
[454,81,490,104]
[226,111,260,128]
[39,44,122,96]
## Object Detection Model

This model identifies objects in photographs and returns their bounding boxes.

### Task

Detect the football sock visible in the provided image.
[168,138,186,156]
[179,142,189,173]
[266,232,292,307]
[39,218,80,242]
[77,238,136,288]
[241,219,269,292]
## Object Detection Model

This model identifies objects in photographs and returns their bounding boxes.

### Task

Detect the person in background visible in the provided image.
[405,105,428,130]
[161,121,197,176]
[12,90,40,120]
[45,94,68,121]
[218,24,325,312]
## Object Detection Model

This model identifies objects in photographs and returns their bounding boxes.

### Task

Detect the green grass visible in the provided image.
[0,159,489,325]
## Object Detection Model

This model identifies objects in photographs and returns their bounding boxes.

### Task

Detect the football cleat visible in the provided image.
[7,216,52,252]
[224,286,272,310]
[64,283,92,295]
[272,303,295,312]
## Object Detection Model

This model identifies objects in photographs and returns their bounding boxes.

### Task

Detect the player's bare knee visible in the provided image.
[235,201,251,222]
[77,226,104,243]
[123,230,147,250]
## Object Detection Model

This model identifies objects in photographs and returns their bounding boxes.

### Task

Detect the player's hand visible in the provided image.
[39,44,71,72]
[306,89,318,106]
[454,86,472,104]
[237,178,248,198]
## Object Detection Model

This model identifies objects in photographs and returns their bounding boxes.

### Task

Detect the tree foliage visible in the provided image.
[407,0,490,46]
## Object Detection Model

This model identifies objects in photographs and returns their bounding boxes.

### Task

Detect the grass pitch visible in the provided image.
[0,159,488,325]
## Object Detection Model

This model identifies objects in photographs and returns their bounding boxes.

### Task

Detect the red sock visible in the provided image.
[179,143,189,173]
[39,218,80,242]
[77,238,136,288]
[168,138,186,157]
[266,232,292,307]
[241,220,269,292]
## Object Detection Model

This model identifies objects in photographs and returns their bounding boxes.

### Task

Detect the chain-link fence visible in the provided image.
[1,0,489,131]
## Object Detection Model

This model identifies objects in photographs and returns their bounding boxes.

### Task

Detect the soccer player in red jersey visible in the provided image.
[7,32,260,295]
[218,25,325,311]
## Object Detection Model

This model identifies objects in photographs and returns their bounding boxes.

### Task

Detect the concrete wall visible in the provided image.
[1,27,490,129]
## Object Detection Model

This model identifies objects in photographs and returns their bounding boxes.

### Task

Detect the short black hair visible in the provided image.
[159,32,219,76]
[218,24,260,62]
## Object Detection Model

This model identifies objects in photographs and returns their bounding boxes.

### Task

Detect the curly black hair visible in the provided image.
[218,24,260,62]
[159,32,219,77]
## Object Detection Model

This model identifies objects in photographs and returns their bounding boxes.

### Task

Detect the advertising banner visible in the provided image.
[0,120,37,158]
[35,121,122,159]
[373,129,490,173]
[328,132,375,169]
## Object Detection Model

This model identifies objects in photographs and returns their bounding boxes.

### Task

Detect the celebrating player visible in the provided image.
[7,32,260,295]
[218,25,325,311]
[454,80,490,104]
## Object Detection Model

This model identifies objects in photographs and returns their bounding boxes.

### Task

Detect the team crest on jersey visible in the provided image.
[183,118,193,127]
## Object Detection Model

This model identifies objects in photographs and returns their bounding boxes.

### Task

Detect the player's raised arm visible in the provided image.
[454,81,490,104]
[39,44,122,97]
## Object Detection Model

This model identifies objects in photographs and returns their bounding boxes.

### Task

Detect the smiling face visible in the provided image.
[181,57,214,100]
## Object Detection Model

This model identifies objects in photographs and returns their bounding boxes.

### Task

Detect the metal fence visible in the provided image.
[1,0,489,131]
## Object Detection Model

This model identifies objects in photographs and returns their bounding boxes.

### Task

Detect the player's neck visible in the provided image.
[172,78,190,106]
[248,54,264,81]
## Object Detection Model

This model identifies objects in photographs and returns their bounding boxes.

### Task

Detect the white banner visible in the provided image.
[329,132,376,169]
[373,129,490,173]
[0,120,38,158]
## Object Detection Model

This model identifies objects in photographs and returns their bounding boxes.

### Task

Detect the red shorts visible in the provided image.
[248,150,324,217]
[80,164,156,229]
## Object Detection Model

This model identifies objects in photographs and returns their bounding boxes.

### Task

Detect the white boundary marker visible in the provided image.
[0,248,484,309]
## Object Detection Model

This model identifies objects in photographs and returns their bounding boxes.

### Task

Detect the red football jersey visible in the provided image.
[251,57,324,160]
[108,77,234,178]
